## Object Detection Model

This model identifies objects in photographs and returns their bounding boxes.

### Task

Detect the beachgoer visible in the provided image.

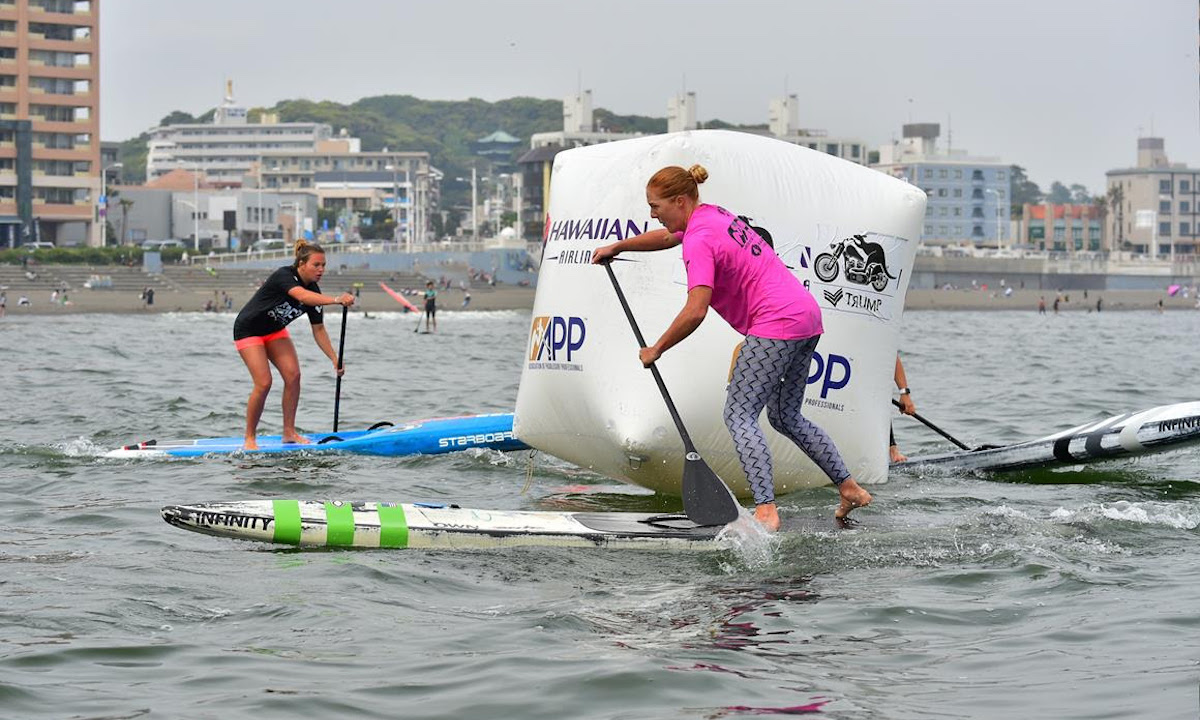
[1053,296,1060,314]
[1038,296,1046,315]
[17,294,30,306]
[1096,297,1102,312]
[1158,298,1164,313]
[591,164,871,530]
[232,240,355,450]
[462,290,471,309]
[0,291,6,317]
[423,280,437,332]
[890,354,915,463]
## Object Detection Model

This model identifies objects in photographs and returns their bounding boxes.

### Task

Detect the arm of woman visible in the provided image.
[592,229,681,264]
[288,286,355,308]
[639,286,711,366]
[310,323,344,377]
[894,354,915,415]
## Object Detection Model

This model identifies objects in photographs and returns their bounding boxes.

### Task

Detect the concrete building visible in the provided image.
[1020,203,1104,253]
[1105,137,1198,259]
[529,90,643,150]
[667,92,696,133]
[145,81,334,188]
[766,94,868,165]
[257,140,440,247]
[108,183,319,252]
[873,123,1011,247]
[0,0,100,247]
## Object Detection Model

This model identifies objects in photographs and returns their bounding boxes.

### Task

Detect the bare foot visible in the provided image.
[753,502,781,532]
[282,434,311,445]
[243,437,259,451]
[889,445,907,463]
[835,478,872,519]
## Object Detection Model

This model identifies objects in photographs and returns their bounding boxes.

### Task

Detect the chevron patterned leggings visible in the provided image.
[723,335,851,505]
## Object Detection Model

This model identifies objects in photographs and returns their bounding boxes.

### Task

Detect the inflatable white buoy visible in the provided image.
[514,130,925,497]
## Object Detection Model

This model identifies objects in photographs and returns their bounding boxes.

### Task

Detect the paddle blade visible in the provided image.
[682,452,740,526]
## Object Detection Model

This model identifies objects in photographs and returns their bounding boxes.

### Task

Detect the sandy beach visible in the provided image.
[1,266,1196,316]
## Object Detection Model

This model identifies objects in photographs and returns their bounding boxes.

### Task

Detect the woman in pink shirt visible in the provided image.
[592,164,871,530]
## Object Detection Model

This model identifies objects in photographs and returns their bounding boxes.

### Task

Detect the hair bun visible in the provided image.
[687,164,708,185]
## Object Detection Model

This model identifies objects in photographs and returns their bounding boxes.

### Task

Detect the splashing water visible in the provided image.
[717,508,781,570]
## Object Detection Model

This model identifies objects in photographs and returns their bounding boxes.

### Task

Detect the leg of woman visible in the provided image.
[765,336,872,520]
[264,335,309,444]
[237,344,273,450]
[723,336,789,530]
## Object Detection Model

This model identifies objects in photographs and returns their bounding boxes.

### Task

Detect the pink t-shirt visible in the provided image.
[681,204,822,340]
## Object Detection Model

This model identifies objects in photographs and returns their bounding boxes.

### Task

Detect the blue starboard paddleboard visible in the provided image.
[160,500,729,551]
[108,413,526,458]
[895,401,1200,473]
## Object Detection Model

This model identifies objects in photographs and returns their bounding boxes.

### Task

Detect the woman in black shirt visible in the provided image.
[233,240,355,449]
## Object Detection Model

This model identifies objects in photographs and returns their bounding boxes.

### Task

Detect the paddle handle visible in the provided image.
[333,305,348,432]
[892,398,970,451]
[603,262,697,452]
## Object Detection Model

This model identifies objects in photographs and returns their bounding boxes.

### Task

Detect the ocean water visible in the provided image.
[1,308,1198,719]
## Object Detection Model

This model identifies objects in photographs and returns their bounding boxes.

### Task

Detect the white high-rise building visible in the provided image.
[145,81,334,187]
[667,92,697,133]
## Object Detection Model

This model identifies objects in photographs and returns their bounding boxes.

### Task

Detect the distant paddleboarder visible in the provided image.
[232,240,355,450]
[423,281,438,332]
[592,164,871,530]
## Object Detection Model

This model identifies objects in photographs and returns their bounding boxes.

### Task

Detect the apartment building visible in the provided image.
[258,141,440,246]
[145,82,334,188]
[1105,137,1198,259]
[0,0,99,247]
[873,123,1011,246]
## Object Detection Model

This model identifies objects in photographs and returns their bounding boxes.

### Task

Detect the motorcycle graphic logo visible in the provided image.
[813,234,897,292]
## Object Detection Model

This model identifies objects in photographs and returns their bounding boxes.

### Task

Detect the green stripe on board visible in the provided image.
[272,500,302,545]
[324,502,355,547]
[376,503,408,548]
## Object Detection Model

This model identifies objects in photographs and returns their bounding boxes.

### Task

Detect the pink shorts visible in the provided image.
[234,327,290,350]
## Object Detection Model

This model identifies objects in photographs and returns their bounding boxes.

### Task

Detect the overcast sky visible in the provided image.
[101,0,1198,194]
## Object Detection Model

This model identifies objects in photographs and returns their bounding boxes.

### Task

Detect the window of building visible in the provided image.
[851,144,860,158]
[924,225,932,235]
[938,207,947,216]
[1160,179,1172,194]
[923,168,933,179]
[953,207,961,216]
[972,225,983,236]
[953,169,963,179]
[953,188,962,197]
[938,169,947,178]
[996,170,1006,180]
[1160,200,1172,213]
[1159,221,1171,236]
[925,205,932,216]
[1181,201,1190,214]
[1182,180,1191,193]
[937,188,947,197]
[972,208,984,218]
[938,225,948,235]
[972,170,984,181]
[825,144,838,155]
[1181,222,1191,236]
[997,189,1006,199]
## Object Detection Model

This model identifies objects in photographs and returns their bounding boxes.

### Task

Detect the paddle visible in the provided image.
[602,261,740,526]
[333,305,348,432]
[891,398,971,451]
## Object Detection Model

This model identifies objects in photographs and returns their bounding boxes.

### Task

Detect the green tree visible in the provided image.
[1069,183,1091,204]
[1009,165,1043,217]
[117,197,134,246]
[1046,181,1071,204]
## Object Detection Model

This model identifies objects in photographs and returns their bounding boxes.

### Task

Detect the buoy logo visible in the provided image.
[528,315,587,371]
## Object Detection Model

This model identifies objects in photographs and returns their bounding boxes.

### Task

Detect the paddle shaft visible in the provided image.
[333,305,348,432]
[603,263,697,452]
[892,398,970,451]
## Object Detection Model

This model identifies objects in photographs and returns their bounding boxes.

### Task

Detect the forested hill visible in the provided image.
[115,94,679,184]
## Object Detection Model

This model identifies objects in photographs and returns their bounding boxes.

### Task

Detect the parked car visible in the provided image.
[141,239,187,251]
[21,242,54,250]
